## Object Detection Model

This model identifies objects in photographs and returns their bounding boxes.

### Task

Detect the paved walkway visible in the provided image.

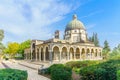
[0,60,50,80]
[0,62,4,68]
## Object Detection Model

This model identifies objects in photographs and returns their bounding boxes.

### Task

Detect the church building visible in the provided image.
[24,14,102,63]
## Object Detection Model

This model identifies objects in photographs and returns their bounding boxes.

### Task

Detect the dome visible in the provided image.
[65,14,85,31]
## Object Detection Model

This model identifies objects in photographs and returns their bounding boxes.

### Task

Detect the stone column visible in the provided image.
[85,49,87,60]
[67,52,69,60]
[74,51,76,60]
[80,49,81,60]
[49,50,53,64]
[43,51,46,62]
[39,49,41,61]
[36,49,38,61]
[59,50,62,62]
[90,49,92,59]
[30,49,32,60]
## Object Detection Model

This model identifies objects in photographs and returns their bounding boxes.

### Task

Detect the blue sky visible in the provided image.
[0,0,120,49]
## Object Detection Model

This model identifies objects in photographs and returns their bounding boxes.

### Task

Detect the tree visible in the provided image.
[0,29,4,54]
[18,40,31,57]
[89,33,99,47]
[109,44,120,59]
[4,42,20,58]
[0,29,4,41]
[102,40,111,59]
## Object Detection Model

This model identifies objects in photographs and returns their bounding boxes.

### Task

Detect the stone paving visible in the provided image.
[0,60,50,80]
[0,62,4,68]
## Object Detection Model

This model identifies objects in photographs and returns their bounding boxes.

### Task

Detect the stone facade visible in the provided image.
[24,14,102,63]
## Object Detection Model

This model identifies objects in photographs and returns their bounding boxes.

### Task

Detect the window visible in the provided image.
[74,30,77,32]
[73,36,79,42]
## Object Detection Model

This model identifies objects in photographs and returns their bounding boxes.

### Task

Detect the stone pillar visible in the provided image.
[49,50,53,64]
[39,49,41,61]
[80,49,81,60]
[43,51,46,62]
[90,49,92,59]
[36,49,38,61]
[30,50,32,60]
[59,50,62,62]
[74,51,76,60]
[67,52,69,60]
[85,49,87,60]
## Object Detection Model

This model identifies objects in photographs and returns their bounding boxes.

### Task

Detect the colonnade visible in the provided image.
[25,45,102,62]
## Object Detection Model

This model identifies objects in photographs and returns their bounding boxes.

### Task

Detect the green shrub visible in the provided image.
[66,60,101,69]
[94,68,107,80]
[117,70,120,80]
[80,60,119,80]
[47,64,64,74]
[48,64,72,80]
[0,69,28,80]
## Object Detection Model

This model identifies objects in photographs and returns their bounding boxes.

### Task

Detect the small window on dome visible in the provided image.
[75,30,77,33]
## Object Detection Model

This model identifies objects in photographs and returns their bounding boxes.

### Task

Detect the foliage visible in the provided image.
[80,59,120,80]
[4,42,20,58]
[109,44,120,59]
[0,29,4,41]
[0,29,4,54]
[0,68,28,80]
[117,70,120,80]
[102,40,110,59]
[47,64,72,80]
[89,33,99,47]
[65,60,101,69]
[3,40,31,58]
[47,64,65,74]
[18,40,31,55]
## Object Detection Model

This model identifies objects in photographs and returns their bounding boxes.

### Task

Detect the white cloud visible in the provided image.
[86,24,96,30]
[0,0,82,44]
[80,10,103,19]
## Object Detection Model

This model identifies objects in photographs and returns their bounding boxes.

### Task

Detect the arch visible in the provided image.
[52,45,60,51]
[62,47,67,60]
[91,49,94,53]
[95,49,98,57]
[37,48,39,60]
[45,47,49,61]
[41,47,44,61]
[53,46,60,60]
[81,48,85,60]
[86,48,90,59]
[76,48,80,59]
[31,43,36,60]
[69,47,74,59]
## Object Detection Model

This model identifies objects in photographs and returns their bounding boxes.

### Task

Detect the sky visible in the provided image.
[0,0,120,49]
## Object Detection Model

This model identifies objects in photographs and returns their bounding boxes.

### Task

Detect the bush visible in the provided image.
[47,64,64,74]
[80,60,119,80]
[14,56,24,60]
[117,70,120,80]
[47,64,72,80]
[66,60,101,69]
[0,69,28,80]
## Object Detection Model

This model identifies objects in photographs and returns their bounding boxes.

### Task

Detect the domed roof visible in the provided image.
[65,14,85,31]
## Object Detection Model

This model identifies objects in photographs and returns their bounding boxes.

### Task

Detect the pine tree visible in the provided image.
[89,33,99,47]
[0,29,4,41]
[102,40,110,59]
[0,29,4,54]
[94,33,99,47]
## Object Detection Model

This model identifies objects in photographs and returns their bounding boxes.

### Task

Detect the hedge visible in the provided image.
[117,70,120,80]
[80,59,120,80]
[47,64,72,80]
[0,68,28,80]
[65,60,101,69]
